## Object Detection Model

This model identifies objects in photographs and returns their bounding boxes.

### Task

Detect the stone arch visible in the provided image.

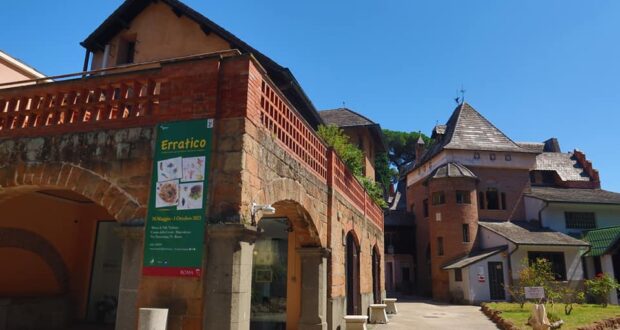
[253,177,325,247]
[0,162,145,223]
[0,227,70,292]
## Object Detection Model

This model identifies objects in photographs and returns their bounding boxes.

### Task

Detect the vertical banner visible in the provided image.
[143,119,213,277]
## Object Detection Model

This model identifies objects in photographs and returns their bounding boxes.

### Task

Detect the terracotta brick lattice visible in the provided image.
[259,80,328,181]
[0,73,161,137]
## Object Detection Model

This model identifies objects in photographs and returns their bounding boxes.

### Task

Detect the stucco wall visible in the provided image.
[91,2,231,69]
[464,253,508,303]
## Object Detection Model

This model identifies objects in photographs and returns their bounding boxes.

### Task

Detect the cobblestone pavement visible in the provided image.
[369,297,499,330]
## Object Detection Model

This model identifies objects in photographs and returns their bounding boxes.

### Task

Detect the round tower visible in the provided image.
[426,162,478,301]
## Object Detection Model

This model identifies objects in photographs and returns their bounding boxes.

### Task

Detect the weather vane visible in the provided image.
[454,85,466,104]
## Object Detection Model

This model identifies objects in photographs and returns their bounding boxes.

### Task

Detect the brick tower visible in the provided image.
[426,162,479,301]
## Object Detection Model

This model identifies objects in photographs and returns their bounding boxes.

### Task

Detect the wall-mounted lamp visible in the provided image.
[250,202,276,226]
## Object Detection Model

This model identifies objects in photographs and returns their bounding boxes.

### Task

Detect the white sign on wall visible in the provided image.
[524,286,545,299]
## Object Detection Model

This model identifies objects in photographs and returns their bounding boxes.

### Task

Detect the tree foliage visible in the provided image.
[318,125,363,176]
[374,152,397,198]
[383,129,431,173]
[317,124,387,208]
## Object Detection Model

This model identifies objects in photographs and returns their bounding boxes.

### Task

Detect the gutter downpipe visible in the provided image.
[507,243,519,289]
[538,201,550,228]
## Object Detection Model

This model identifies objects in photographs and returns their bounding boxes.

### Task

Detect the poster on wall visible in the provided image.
[142,119,213,277]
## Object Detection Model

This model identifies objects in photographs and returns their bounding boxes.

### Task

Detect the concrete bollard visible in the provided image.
[344,315,368,330]
[369,304,389,324]
[138,308,169,330]
[383,298,398,314]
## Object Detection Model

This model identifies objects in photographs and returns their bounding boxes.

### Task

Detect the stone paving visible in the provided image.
[369,298,499,330]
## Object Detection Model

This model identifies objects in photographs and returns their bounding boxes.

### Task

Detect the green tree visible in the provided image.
[383,129,431,174]
[374,152,397,198]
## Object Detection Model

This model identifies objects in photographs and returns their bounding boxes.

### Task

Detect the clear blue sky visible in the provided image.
[2,1,619,191]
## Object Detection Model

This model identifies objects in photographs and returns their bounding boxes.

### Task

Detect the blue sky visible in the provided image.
[2,1,619,191]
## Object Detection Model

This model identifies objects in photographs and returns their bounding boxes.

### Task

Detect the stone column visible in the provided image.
[601,255,619,304]
[115,223,145,330]
[298,247,330,330]
[203,224,258,330]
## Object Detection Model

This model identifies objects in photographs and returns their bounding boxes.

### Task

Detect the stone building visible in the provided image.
[0,0,384,329]
[407,102,591,303]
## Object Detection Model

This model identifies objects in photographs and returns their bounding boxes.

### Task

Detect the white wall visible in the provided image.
[463,253,509,304]
[524,197,546,222]
[406,150,537,187]
[524,199,620,235]
[478,227,513,250]
[511,245,587,283]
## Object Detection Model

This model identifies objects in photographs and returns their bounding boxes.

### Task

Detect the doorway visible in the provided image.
[488,262,505,300]
[345,232,360,315]
[372,247,381,303]
[86,221,123,325]
[251,218,289,330]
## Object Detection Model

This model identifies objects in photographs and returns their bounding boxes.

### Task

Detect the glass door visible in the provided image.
[251,218,289,330]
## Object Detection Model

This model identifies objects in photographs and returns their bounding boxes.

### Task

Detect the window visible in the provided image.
[462,224,470,242]
[437,237,444,256]
[432,191,445,205]
[116,36,136,65]
[478,192,485,209]
[423,199,429,217]
[565,212,596,229]
[474,152,480,160]
[501,193,507,210]
[486,188,500,210]
[505,154,512,161]
[454,269,463,282]
[456,190,471,204]
[528,252,567,281]
[490,153,496,161]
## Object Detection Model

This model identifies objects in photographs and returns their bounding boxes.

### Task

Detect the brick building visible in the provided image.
[407,102,592,303]
[0,1,384,329]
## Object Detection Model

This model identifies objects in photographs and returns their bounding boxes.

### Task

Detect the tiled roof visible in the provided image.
[479,221,590,246]
[442,246,507,270]
[582,227,620,257]
[518,142,545,153]
[526,187,620,205]
[534,152,591,182]
[319,108,386,152]
[319,108,376,127]
[414,103,537,169]
[426,162,477,181]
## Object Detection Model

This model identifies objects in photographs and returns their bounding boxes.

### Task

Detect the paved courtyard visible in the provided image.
[369,298,499,330]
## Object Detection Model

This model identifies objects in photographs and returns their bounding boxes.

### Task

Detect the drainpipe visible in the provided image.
[537,201,549,228]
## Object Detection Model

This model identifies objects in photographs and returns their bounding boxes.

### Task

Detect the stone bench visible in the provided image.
[139,308,169,330]
[369,304,389,324]
[344,315,368,330]
[383,298,398,314]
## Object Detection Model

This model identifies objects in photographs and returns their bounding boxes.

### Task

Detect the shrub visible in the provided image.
[585,273,620,307]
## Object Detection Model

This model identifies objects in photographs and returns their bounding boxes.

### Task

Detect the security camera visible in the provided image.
[262,205,276,214]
